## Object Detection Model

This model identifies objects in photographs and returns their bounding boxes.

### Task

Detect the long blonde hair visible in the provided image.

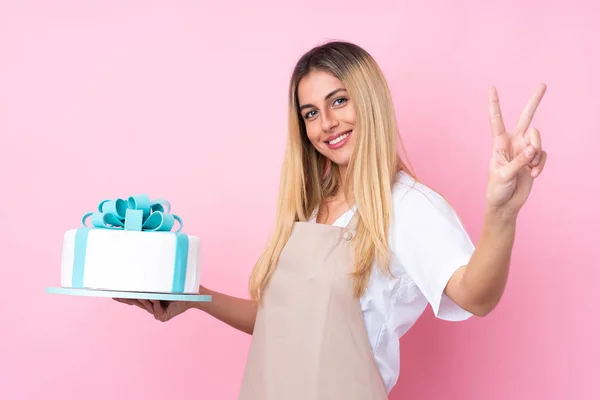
[248,40,415,301]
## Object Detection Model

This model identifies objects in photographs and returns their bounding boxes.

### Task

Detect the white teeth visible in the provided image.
[329,132,350,145]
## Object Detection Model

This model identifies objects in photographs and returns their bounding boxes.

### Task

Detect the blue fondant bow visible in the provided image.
[81,194,183,232]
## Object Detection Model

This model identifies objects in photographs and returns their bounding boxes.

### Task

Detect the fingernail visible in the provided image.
[525,146,534,157]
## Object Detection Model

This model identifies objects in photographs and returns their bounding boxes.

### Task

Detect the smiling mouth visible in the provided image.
[326,130,352,145]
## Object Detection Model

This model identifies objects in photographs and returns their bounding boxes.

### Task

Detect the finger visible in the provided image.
[531,151,547,178]
[524,127,542,165]
[150,300,169,321]
[113,298,138,306]
[114,298,148,312]
[500,145,535,181]
[138,300,155,314]
[515,82,547,136]
[150,300,164,315]
[488,86,506,137]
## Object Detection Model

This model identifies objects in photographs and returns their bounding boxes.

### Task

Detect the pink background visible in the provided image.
[1,1,598,399]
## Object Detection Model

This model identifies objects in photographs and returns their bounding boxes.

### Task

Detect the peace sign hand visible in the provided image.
[485,83,548,219]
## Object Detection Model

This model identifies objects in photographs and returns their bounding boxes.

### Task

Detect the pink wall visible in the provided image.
[1,1,598,399]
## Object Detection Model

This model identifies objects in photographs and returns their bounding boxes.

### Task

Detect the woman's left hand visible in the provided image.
[113,298,191,322]
[485,83,548,219]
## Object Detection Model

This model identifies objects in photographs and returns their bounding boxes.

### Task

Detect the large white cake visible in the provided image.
[60,195,201,293]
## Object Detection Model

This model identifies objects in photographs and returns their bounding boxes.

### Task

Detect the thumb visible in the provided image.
[500,145,535,181]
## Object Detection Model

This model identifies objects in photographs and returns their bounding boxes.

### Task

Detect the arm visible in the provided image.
[445,83,548,317]
[189,285,258,335]
[117,286,258,334]
[444,208,516,317]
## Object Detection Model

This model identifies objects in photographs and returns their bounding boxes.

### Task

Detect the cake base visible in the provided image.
[46,286,212,302]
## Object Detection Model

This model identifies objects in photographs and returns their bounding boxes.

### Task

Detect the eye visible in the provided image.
[304,109,317,120]
[333,97,348,106]
[303,97,347,120]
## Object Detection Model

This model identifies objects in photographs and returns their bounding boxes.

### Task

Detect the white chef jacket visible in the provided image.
[309,170,475,393]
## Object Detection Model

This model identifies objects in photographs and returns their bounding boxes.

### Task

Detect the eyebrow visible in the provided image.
[298,88,347,112]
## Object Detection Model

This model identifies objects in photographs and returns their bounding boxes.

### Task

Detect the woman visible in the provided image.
[116,41,547,398]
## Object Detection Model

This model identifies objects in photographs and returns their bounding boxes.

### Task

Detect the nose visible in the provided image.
[320,109,339,132]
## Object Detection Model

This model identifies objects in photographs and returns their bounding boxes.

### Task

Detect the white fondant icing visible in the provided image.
[60,229,201,293]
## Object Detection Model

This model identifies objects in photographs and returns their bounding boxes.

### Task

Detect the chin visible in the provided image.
[315,140,355,168]
[326,151,352,168]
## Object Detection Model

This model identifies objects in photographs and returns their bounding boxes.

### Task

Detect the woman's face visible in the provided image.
[297,70,356,168]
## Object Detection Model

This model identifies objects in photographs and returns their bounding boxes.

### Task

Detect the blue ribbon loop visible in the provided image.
[81,194,183,233]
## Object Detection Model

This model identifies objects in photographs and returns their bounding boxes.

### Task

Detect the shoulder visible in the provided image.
[390,170,454,218]
[388,170,474,256]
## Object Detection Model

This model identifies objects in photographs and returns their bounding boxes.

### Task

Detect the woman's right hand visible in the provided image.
[113,298,191,322]
[113,285,258,334]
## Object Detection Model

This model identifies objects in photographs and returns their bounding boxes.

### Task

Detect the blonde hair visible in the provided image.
[249,41,415,301]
